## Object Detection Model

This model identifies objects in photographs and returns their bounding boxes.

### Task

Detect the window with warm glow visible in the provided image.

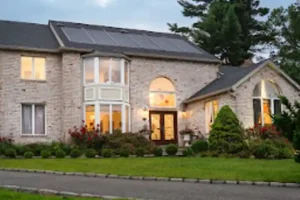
[149,77,176,108]
[21,57,45,80]
[85,105,95,130]
[253,80,281,126]
[205,100,219,133]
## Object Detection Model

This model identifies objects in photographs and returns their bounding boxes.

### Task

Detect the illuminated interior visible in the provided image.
[164,114,175,140]
[112,105,122,131]
[151,114,161,140]
[99,58,110,83]
[34,58,45,80]
[205,100,219,133]
[85,58,94,83]
[21,57,33,79]
[149,77,176,107]
[100,105,110,134]
[21,57,45,80]
[85,105,95,130]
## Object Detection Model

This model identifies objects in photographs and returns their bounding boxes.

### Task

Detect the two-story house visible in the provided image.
[0,20,299,145]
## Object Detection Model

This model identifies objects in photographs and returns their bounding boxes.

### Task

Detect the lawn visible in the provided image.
[0,157,299,183]
[0,189,106,200]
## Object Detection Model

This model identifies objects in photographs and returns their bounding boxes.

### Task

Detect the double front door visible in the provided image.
[149,111,178,145]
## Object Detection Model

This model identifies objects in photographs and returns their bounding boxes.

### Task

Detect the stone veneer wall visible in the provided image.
[235,65,300,128]
[186,93,235,137]
[0,50,63,143]
[129,57,219,145]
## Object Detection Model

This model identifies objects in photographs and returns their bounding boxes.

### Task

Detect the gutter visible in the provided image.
[0,45,60,53]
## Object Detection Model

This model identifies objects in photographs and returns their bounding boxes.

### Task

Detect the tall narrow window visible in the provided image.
[111,59,121,83]
[205,100,219,133]
[253,80,281,126]
[112,105,122,132]
[85,58,94,84]
[125,62,129,85]
[126,106,130,132]
[99,58,110,83]
[21,57,46,80]
[149,77,176,107]
[85,105,95,129]
[22,104,45,135]
[100,105,110,134]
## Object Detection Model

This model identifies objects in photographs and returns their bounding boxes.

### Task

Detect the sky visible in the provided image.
[0,0,296,33]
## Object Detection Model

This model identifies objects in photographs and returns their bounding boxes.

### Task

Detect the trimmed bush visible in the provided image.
[165,144,178,156]
[26,143,50,156]
[209,105,245,154]
[135,147,145,157]
[293,131,300,150]
[55,149,66,158]
[5,148,16,158]
[237,150,251,159]
[182,147,194,157]
[252,141,278,159]
[119,148,130,157]
[101,149,113,158]
[153,147,163,157]
[85,149,97,158]
[276,147,293,159]
[24,151,34,159]
[191,140,208,153]
[119,143,135,155]
[70,148,82,158]
[41,150,51,159]
[16,145,31,156]
[295,151,300,163]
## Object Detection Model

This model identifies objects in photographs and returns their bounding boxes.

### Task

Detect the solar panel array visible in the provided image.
[62,26,202,54]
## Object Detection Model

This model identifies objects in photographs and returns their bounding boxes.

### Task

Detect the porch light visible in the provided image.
[142,106,148,121]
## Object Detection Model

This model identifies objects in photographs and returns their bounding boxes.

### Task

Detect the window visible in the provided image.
[253,80,281,126]
[205,100,219,133]
[21,57,46,80]
[84,57,129,85]
[85,103,130,133]
[22,104,45,135]
[149,77,176,107]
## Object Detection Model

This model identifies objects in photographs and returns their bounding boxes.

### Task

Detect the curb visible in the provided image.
[0,185,143,200]
[0,168,299,188]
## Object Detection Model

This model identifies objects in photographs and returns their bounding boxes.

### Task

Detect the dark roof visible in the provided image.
[0,20,59,51]
[188,62,263,101]
[49,20,220,62]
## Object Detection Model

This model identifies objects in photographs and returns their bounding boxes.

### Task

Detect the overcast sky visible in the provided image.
[0,0,295,32]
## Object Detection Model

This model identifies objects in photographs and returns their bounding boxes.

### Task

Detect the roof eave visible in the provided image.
[184,87,232,104]
[0,45,60,53]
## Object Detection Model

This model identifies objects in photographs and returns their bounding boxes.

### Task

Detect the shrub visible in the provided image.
[182,147,194,157]
[49,142,71,156]
[0,137,14,155]
[85,149,97,158]
[70,148,82,158]
[41,150,51,159]
[119,143,135,155]
[135,147,145,157]
[209,105,245,154]
[153,147,163,157]
[246,125,281,140]
[191,140,208,153]
[276,147,293,159]
[24,151,34,159]
[16,145,31,156]
[26,143,50,156]
[295,151,300,163]
[5,148,16,158]
[237,150,251,159]
[293,130,300,150]
[119,148,130,157]
[252,141,278,159]
[165,144,178,156]
[101,149,113,158]
[55,149,66,158]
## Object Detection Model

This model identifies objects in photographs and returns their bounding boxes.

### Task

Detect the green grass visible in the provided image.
[0,157,299,183]
[0,189,103,200]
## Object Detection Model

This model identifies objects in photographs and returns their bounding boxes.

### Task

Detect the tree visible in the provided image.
[266,4,300,84]
[208,105,245,154]
[168,0,270,66]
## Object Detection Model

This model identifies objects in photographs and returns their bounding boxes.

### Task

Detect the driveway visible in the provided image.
[0,171,299,200]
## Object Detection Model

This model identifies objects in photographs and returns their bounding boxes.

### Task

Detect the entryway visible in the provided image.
[149,111,178,145]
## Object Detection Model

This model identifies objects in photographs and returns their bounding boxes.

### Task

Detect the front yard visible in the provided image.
[0,157,299,183]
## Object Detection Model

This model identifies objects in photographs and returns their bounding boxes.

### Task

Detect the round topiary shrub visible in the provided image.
[5,148,17,158]
[55,149,66,158]
[182,147,194,157]
[119,148,130,157]
[153,147,163,157]
[70,148,82,158]
[85,149,97,158]
[101,149,113,158]
[41,150,51,159]
[135,147,145,157]
[252,142,278,159]
[24,151,34,159]
[165,144,178,156]
[191,140,208,153]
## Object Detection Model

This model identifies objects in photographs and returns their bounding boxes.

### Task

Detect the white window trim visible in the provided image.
[20,56,46,81]
[84,88,96,101]
[253,97,281,126]
[21,104,46,136]
[84,101,131,134]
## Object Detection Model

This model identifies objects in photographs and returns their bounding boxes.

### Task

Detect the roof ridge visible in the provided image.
[49,20,179,37]
[0,19,47,27]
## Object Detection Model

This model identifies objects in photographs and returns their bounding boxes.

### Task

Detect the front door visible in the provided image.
[149,111,178,145]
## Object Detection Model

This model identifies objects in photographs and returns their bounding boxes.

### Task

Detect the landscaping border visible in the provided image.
[0,185,143,200]
[0,168,299,188]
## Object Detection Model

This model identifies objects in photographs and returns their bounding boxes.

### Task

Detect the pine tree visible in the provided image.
[168,0,270,66]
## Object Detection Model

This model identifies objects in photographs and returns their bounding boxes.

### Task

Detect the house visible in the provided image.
[0,20,299,145]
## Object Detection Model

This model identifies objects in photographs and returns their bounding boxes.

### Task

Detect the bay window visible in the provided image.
[253,80,281,126]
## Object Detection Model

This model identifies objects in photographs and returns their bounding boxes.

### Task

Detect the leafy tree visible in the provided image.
[266,4,300,84]
[208,105,245,154]
[168,0,270,66]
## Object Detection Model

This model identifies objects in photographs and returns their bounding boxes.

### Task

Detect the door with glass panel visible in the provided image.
[149,111,177,145]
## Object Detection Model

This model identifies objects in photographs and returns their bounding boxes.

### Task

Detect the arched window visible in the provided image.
[149,77,176,107]
[253,80,281,126]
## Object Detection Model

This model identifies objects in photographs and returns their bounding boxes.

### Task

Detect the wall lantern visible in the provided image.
[142,106,148,121]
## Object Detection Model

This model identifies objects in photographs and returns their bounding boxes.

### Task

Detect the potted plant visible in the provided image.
[180,128,194,146]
